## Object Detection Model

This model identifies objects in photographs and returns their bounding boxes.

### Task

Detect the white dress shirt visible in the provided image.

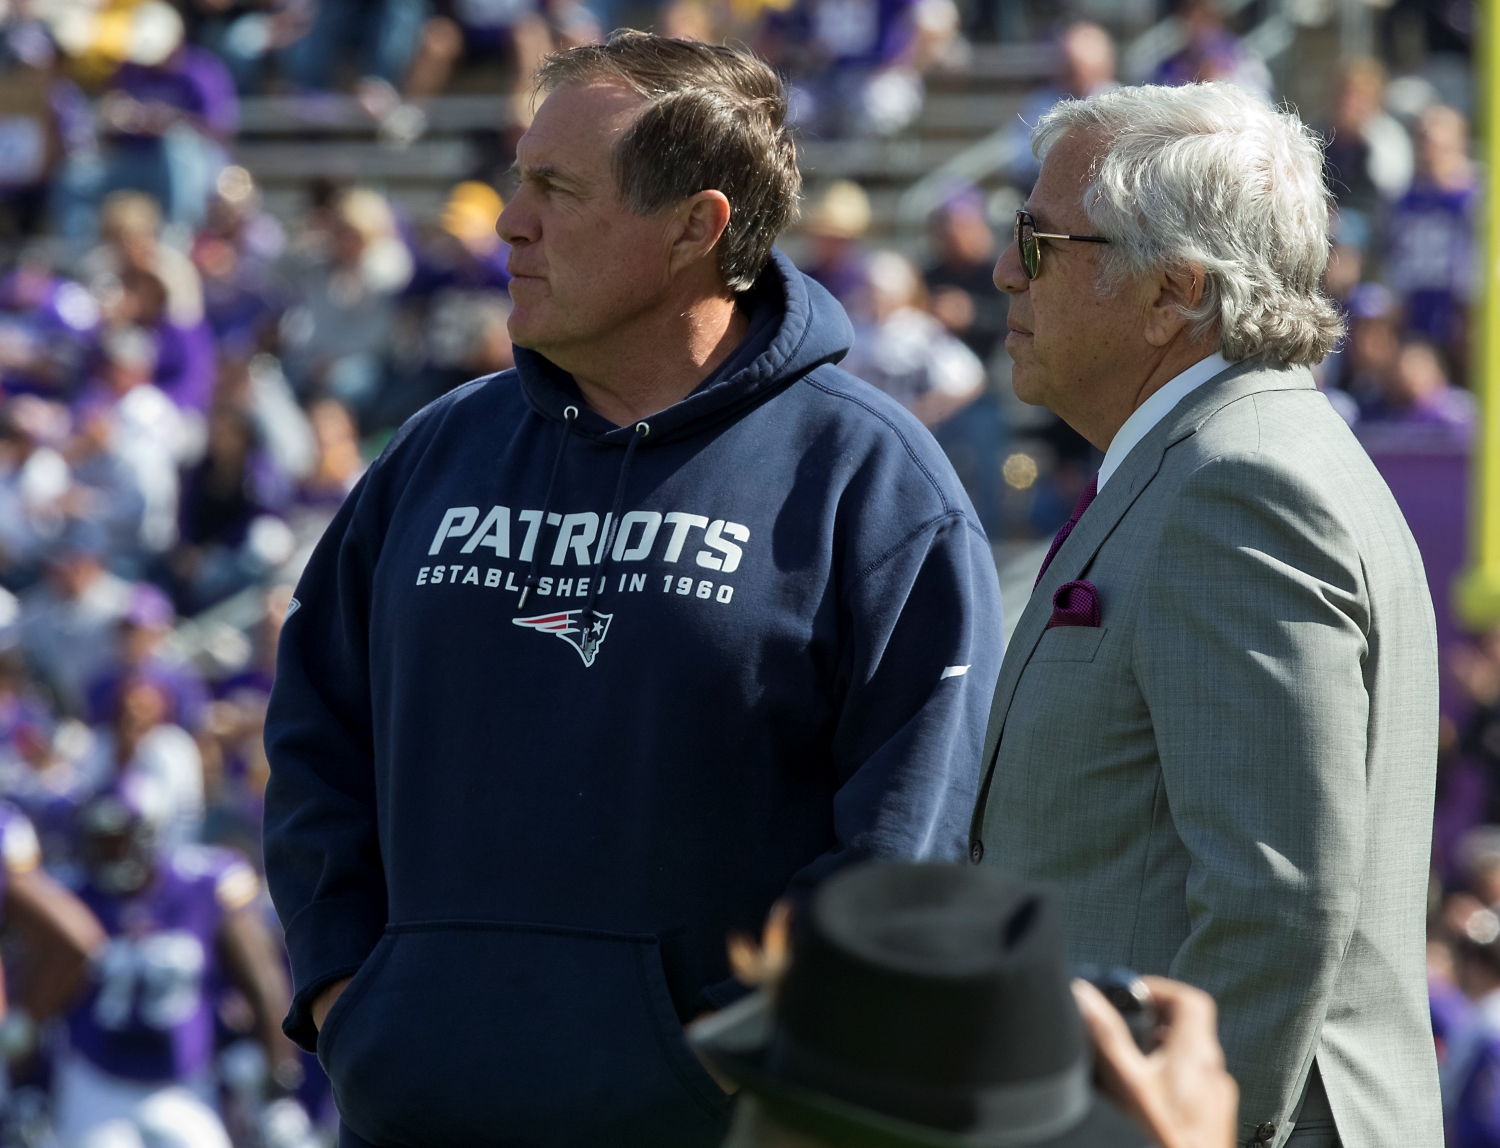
[1096,351,1231,492]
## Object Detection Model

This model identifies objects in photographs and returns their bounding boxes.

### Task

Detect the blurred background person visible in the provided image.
[1151,0,1269,98]
[1385,104,1477,382]
[1321,58,1414,228]
[800,179,871,311]
[922,183,1006,533]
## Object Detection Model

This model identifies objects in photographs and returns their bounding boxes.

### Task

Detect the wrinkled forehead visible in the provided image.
[517,81,649,176]
[1028,128,1105,228]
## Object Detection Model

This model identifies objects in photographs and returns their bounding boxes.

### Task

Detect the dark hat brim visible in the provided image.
[689,993,1151,1148]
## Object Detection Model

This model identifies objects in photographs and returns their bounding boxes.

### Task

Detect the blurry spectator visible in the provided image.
[1322,58,1414,219]
[378,287,513,428]
[79,677,204,845]
[189,0,318,94]
[407,180,511,296]
[0,703,92,821]
[383,183,511,426]
[1443,911,1500,1146]
[84,582,207,732]
[284,397,361,553]
[1003,23,1114,191]
[18,521,134,715]
[1340,282,1400,408]
[1152,0,1270,99]
[192,165,287,353]
[279,0,431,106]
[1323,209,1370,314]
[170,404,294,611]
[216,353,316,486]
[1313,210,1370,396]
[78,325,202,555]
[842,250,985,425]
[801,180,871,310]
[412,0,551,127]
[106,266,218,414]
[82,190,208,334]
[277,186,413,412]
[97,2,238,230]
[202,583,290,859]
[1432,923,1471,1064]
[1385,104,1477,377]
[0,398,73,580]
[1360,338,1474,438]
[0,245,101,400]
[0,22,92,241]
[1453,631,1500,839]
[62,402,149,558]
[923,183,1005,363]
[922,186,1005,534]
[773,0,960,137]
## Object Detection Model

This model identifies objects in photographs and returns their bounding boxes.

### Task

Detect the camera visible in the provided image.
[1074,964,1158,1053]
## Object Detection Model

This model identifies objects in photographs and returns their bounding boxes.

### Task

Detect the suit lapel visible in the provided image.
[969,360,1314,842]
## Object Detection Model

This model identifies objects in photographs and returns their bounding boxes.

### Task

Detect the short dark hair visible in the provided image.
[535,31,800,292]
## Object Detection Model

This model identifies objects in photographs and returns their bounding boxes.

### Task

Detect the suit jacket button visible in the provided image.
[1255,1122,1276,1141]
[970,840,984,864]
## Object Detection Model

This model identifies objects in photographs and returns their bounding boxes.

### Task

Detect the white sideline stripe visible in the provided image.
[940,665,970,680]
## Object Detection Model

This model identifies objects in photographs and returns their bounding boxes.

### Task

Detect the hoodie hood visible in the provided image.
[513,248,854,445]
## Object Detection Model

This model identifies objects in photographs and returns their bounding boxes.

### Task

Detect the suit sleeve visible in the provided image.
[1133,451,1370,1146]
[263,480,386,1051]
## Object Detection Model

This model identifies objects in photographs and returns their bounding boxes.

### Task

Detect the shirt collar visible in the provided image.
[1096,351,1231,491]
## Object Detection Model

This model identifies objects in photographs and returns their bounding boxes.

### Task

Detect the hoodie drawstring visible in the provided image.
[516,405,578,612]
[580,420,648,630]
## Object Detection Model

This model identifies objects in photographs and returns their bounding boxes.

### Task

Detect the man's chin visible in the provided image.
[1009,370,1050,409]
[506,312,551,353]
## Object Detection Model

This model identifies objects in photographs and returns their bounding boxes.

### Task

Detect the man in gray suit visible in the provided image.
[972,82,1440,1148]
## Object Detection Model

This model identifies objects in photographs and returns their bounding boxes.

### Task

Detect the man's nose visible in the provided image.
[496,195,534,246]
[993,240,1028,296]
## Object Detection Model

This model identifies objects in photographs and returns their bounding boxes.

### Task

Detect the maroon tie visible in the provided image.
[1035,475,1098,587]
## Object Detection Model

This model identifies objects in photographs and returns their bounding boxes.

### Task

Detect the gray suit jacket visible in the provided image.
[973,362,1440,1148]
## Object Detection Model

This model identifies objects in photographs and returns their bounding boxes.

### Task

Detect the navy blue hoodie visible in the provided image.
[263,251,1003,1148]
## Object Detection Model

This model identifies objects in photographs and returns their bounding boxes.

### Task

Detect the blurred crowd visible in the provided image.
[0,0,1475,1142]
[811,23,1480,541]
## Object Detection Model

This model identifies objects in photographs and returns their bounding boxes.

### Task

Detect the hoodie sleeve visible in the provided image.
[263,480,386,1051]
[696,510,1001,1010]
[818,512,1002,876]
[697,510,1002,1011]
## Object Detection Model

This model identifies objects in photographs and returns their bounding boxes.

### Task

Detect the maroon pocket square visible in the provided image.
[1047,579,1101,628]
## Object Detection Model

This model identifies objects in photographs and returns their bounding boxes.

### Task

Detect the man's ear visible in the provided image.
[667,190,732,278]
[1142,261,1206,348]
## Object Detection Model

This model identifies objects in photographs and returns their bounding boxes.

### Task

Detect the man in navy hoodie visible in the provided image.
[263,31,1003,1148]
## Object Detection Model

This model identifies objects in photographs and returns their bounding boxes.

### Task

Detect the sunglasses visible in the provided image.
[1014,208,1110,280]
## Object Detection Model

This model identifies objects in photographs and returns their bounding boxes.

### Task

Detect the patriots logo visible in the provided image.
[512,609,613,667]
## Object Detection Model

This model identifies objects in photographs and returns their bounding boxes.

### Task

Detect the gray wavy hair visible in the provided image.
[1032,82,1343,365]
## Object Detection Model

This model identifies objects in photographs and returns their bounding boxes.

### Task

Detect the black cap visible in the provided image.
[691,863,1148,1148]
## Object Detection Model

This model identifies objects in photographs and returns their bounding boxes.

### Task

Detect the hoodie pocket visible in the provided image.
[317,921,730,1148]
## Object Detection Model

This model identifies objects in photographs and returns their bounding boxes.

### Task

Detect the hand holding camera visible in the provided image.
[1073,975,1238,1148]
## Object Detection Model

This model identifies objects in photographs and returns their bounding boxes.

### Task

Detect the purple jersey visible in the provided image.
[1386,180,1479,346]
[109,47,239,143]
[68,845,258,1083]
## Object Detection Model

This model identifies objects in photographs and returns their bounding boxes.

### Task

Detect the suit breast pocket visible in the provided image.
[1030,626,1107,664]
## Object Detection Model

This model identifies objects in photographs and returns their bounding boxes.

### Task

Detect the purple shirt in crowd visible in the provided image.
[110,46,239,143]
[1387,180,1479,350]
